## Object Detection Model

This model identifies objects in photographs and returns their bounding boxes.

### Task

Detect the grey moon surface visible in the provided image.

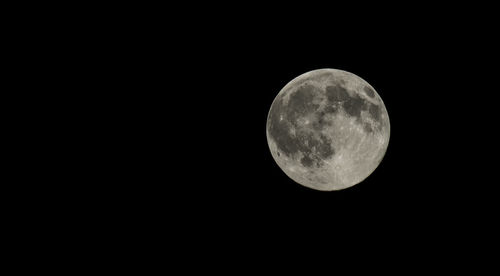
[266,68,390,191]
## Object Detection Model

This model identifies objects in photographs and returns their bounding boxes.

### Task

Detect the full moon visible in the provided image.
[266,68,390,191]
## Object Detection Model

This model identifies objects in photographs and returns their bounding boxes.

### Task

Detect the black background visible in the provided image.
[22,3,498,270]
[100,6,499,264]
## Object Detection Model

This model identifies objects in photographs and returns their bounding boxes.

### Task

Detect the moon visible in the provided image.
[266,68,390,191]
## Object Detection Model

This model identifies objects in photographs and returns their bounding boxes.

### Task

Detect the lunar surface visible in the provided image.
[266,68,390,191]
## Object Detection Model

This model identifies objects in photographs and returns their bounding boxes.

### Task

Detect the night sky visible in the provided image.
[63,4,498,269]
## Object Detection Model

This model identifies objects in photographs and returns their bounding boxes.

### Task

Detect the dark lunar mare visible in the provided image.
[312,110,332,131]
[364,86,375,98]
[268,84,336,168]
[286,84,320,125]
[342,92,366,119]
[268,96,303,156]
[325,85,350,102]
[324,83,384,133]
[325,83,367,121]
[324,106,337,114]
[363,122,373,133]
[368,104,382,123]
